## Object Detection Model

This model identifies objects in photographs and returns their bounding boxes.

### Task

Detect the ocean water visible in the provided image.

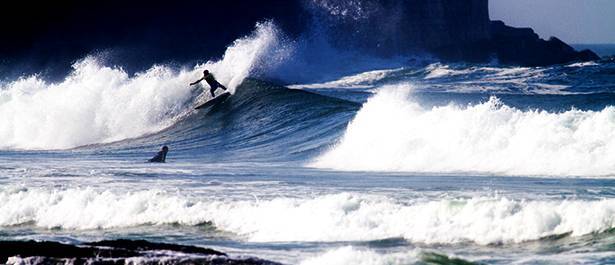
[2,23,615,264]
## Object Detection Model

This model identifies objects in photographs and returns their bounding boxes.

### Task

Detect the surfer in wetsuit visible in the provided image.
[149,146,169,163]
[190,70,228,97]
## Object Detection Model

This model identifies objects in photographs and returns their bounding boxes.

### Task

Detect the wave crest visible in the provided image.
[312,85,615,176]
[0,22,286,150]
[3,187,614,245]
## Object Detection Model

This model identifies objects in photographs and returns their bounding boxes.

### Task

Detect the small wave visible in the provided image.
[567,61,600,68]
[299,246,420,265]
[0,187,212,229]
[300,247,481,265]
[290,62,598,95]
[289,68,403,90]
[424,63,474,79]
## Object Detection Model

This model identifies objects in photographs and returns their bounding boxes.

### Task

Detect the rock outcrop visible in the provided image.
[310,0,491,55]
[488,21,599,66]
[311,0,599,65]
[0,239,281,265]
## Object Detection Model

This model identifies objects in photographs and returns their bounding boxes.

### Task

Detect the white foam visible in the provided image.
[491,66,533,77]
[0,187,210,229]
[420,64,575,94]
[289,68,402,89]
[0,22,284,150]
[300,247,419,265]
[198,21,289,94]
[312,85,615,176]
[3,187,614,245]
[0,60,195,150]
[424,63,472,79]
[300,247,615,265]
[531,83,573,95]
[200,193,615,244]
[567,61,599,68]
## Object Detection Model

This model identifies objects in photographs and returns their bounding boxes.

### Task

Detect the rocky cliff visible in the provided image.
[487,21,600,65]
[310,0,491,55]
[310,0,598,65]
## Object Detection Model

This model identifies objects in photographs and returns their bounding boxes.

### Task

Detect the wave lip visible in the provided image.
[312,85,615,176]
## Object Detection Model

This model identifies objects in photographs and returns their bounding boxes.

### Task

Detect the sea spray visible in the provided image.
[0,22,287,150]
[0,60,193,150]
[196,21,291,94]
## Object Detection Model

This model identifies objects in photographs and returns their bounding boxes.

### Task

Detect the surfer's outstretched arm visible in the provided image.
[190,78,203,86]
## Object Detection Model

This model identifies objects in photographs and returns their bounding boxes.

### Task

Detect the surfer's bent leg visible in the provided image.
[210,86,217,97]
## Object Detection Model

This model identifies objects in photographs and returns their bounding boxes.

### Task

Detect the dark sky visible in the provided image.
[0,0,305,77]
[2,0,303,54]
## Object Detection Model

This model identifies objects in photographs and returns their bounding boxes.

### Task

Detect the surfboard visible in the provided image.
[195,92,231,110]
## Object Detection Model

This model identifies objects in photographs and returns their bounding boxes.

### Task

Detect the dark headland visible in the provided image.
[0,0,598,78]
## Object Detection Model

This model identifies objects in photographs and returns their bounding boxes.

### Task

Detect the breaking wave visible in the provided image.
[2,187,614,245]
[312,85,615,176]
[0,22,286,150]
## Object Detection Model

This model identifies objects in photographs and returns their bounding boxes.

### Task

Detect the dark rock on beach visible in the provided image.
[0,239,281,265]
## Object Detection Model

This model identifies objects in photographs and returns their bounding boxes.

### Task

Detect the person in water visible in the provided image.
[149,146,169,163]
[190,70,227,97]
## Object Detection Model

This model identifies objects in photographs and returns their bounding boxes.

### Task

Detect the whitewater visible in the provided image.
[0,22,284,150]
[1,22,615,264]
[312,86,615,176]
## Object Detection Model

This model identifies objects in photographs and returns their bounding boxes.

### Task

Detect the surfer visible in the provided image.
[149,146,169,163]
[190,70,228,97]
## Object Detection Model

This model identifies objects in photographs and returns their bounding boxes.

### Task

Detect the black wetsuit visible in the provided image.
[204,73,227,97]
[149,149,168,163]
